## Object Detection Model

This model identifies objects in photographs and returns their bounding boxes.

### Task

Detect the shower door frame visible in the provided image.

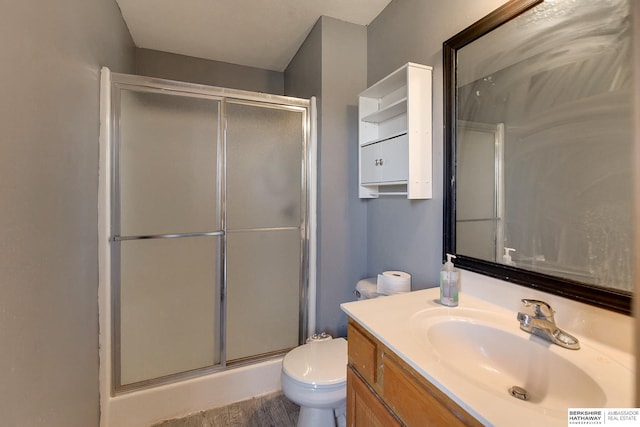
[101,70,315,395]
[455,120,505,262]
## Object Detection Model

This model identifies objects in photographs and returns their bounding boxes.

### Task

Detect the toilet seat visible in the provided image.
[282,337,347,387]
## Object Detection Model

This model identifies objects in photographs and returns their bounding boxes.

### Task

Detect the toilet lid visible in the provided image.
[283,337,347,386]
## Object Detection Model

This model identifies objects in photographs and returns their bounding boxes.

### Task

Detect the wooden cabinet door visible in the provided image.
[382,352,479,427]
[347,367,402,427]
[347,321,378,386]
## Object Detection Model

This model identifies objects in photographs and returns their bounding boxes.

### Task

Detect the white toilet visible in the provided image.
[281,336,348,427]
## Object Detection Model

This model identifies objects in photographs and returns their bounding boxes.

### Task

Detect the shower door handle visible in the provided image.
[112,230,224,242]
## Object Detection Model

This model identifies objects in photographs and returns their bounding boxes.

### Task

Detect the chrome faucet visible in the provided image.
[516,299,580,350]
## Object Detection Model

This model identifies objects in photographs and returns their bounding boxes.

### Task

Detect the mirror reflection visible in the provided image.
[452,0,633,294]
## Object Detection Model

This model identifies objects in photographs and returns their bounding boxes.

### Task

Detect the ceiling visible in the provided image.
[115,0,392,72]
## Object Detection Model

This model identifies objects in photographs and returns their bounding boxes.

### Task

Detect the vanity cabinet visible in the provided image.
[347,319,482,427]
[347,368,402,427]
[358,62,432,199]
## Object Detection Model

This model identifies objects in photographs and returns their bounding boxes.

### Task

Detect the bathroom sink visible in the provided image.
[342,286,633,426]
[410,307,631,419]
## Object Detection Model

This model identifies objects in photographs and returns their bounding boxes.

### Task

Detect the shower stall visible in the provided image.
[98,69,316,426]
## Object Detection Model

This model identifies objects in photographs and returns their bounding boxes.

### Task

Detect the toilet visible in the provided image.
[281,336,348,427]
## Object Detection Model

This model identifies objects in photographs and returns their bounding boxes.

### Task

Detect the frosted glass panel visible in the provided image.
[226,102,303,229]
[119,236,220,385]
[457,222,496,261]
[456,125,499,262]
[226,230,300,361]
[119,90,220,236]
[456,127,496,220]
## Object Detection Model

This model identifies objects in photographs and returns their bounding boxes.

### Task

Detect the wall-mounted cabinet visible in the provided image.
[358,62,432,199]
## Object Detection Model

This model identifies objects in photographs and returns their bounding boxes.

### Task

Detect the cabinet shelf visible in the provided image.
[361,98,407,123]
[361,131,407,147]
[365,191,409,196]
[358,62,432,200]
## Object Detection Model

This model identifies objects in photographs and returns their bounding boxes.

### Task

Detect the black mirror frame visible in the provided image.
[442,0,632,315]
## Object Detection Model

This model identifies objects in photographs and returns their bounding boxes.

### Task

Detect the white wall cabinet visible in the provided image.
[360,134,409,184]
[358,62,432,199]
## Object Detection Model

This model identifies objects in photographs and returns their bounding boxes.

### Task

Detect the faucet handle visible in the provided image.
[521,299,555,319]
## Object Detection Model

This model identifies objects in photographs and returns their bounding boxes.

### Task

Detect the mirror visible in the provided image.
[443,0,633,314]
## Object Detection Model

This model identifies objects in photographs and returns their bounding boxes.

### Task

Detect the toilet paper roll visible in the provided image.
[354,277,381,300]
[377,271,411,295]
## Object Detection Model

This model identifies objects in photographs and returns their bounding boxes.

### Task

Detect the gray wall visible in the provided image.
[285,17,368,337]
[136,48,285,94]
[285,19,323,131]
[365,0,508,288]
[0,1,134,426]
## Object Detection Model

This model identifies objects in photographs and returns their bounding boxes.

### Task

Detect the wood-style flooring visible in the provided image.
[151,392,299,427]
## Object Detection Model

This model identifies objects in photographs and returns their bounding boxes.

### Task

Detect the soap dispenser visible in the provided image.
[503,247,516,266]
[440,254,460,307]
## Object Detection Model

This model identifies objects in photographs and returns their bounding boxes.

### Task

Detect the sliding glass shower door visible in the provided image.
[225,101,305,362]
[114,88,223,389]
[108,74,310,393]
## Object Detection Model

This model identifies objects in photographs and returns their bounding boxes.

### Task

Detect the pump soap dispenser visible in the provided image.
[440,254,460,307]
[503,247,516,266]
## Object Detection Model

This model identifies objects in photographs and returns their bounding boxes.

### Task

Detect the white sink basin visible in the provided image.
[341,288,634,426]
[411,306,631,421]
[420,309,604,407]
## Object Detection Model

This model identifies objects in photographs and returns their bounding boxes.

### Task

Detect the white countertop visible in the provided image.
[341,283,634,427]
